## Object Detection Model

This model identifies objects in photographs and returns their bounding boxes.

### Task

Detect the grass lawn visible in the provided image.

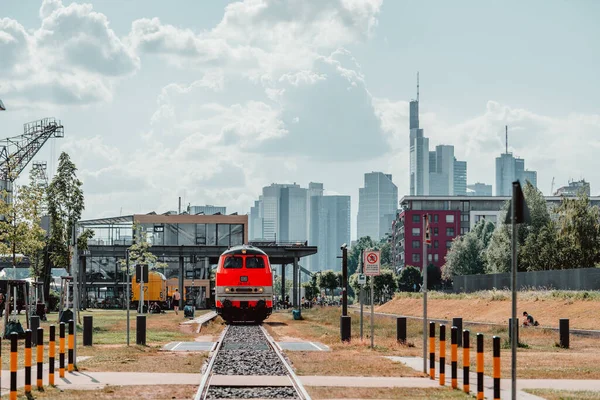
[0,385,197,400]
[524,389,600,399]
[306,387,473,399]
[0,309,216,372]
[266,306,600,380]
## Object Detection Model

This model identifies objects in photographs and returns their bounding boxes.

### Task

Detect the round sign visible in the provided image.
[366,252,378,264]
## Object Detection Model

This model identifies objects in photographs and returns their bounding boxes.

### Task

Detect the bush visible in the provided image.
[48,290,60,312]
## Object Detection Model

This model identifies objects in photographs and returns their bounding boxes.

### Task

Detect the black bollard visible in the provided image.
[136,315,146,345]
[340,315,351,342]
[452,318,463,347]
[508,318,519,344]
[83,316,93,346]
[397,317,407,343]
[30,316,40,346]
[559,319,569,349]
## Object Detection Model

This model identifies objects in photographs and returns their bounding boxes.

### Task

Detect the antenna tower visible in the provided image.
[417,72,420,102]
[505,125,508,154]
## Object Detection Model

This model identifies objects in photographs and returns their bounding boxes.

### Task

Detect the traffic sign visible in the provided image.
[364,250,380,276]
[358,274,366,285]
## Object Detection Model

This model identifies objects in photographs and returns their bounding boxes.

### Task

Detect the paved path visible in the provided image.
[388,356,600,399]
[299,376,438,388]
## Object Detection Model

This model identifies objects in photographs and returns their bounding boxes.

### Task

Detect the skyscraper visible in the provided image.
[309,195,350,272]
[453,159,467,196]
[495,126,538,195]
[409,74,430,195]
[357,172,398,241]
[429,145,455,195]
[249,182,351,272]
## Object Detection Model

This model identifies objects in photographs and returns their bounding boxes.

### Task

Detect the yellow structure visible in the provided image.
[131,271,167,304]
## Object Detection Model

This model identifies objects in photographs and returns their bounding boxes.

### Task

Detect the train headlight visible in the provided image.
[257,287,264,293]
[225,287,231,293]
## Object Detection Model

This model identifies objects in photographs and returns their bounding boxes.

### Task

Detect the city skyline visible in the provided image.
[1,1,599,241]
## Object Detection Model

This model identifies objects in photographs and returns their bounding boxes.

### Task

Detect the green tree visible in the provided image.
[555,193,600,268]
[397,265,422,292]
[119,223,167,274]
[348,236,376,275]
[47,152,85,273]
[442,220,494,279]
[0,170,47,279]
[318,270,338,298]
[485,182,551,273]
[379,238,392,268]
[374,269,396,303]
[273,275,292,298]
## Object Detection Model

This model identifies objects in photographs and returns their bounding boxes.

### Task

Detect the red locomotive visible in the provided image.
[215,245,273,323]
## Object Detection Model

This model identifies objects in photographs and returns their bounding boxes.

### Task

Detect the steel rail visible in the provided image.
[260,325,311,400]
[193,324,230,400]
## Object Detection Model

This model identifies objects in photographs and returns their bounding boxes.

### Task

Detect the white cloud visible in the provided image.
[0,0,139,107]
[129,0,382,77]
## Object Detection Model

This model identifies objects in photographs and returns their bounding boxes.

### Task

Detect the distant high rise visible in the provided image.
[467,183,493,196]
[429,145,454,195]
[189,205,226,215]
[454,159,467,196]
[357,172,398,240]
[409,74,430,195]
[309,195,350,272]
[555,179,589,197]
[495,126,538,195]
[249,182,351,273]
[279,185,308,242]
[249,200,263,240]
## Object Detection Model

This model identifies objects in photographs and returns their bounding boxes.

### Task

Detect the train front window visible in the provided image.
[246,256,265,269]
[223,256,243,269]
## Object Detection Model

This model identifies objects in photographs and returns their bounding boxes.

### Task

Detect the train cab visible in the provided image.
[215,245,273,323]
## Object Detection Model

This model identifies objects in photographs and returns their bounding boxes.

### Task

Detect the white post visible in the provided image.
[126,251,130,346]
[370,272,374,349]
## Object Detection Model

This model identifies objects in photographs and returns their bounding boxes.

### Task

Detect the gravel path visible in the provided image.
[206,325,300,399]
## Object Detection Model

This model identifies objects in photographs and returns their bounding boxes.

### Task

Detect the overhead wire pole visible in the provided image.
[511,182,518,400]
[422,214,429,374]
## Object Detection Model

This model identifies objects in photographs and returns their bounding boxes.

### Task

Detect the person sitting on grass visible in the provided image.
[522,311,539,327]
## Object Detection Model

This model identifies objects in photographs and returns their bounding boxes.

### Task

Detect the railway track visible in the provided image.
[194,324,311,400]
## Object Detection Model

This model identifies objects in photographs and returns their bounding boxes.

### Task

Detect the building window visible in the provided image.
[206,224,217,245]
[412,240,420,249]
[446,214,455,223]
[434,254,439,262]
[433,227,439,236]
[412,227,421,236]
[427,254,432,262]
[412,253,420,263]
[461,214,470,222]
[434,240,439,248]
[446,228,455,237]
[196,224,206,245]
[231,224,244,246]
[461,227,470,235]
[412,214,420,223]
[433,214,439,223]
[217,224,231,246]
[446,240,452,248]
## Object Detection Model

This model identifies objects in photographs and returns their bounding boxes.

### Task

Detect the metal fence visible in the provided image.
[452,267,600,292]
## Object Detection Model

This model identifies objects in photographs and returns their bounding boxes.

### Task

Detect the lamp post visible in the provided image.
[339,243,351,342]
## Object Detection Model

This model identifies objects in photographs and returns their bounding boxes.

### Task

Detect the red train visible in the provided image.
[215,245,273,324]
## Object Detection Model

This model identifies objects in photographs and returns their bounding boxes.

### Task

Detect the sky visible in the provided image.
[1,0,599,240]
